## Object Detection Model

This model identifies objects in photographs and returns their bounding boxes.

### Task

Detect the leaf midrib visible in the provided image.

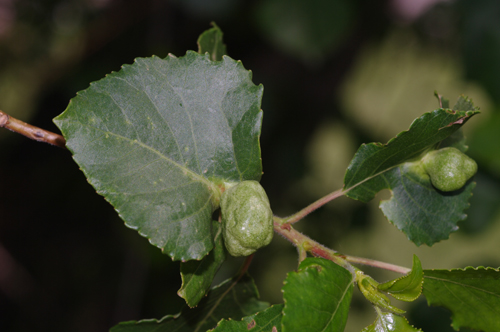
[75,120,214,190]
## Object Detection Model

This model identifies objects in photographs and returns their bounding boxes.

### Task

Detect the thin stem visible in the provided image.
[343,255,411,274]
[284,188,345,224]
[273,217,410,275]
[273,217,355,273]
[0,110,67,149]
[194,254,254,332]
[236,254,254,277]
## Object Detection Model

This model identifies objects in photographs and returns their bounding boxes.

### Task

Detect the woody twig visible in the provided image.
[0,110,66,149]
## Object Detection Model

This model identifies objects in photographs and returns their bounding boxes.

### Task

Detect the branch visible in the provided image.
[273,217,354,272]
[0,110,66,149]
[343,255,411,274]
[284,188,345,224]
[273,217,411,275]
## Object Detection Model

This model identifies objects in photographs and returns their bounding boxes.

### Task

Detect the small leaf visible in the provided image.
[210,304,284,332]
[378,255,423,302]
[356,271,405,314]
[178,221,226,307]
[282,257,354,332]
[362,312,421,332]
[343,96,479,246]
[423,267,500,332]
[435,91,450,109]
[198,22,227,61]
[452,94,476,112]
[54,51,264,261]
[110,274,269,332]
[438,95,475,153]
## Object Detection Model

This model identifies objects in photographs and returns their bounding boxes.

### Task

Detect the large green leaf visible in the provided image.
[282,258,354,332]
[110,274,269,332]
[422,267,500,332]
[343,96,479,245]
[179,220,226,307]
[210,304,283,332]
[362,312,421,332]
[54,51,264,261]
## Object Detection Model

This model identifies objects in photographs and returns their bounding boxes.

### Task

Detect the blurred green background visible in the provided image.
[1,0,499,331]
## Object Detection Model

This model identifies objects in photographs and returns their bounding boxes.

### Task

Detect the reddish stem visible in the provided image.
[273,218,353,272]
[343,255,411,274]
[285,188,345,224]
[273,217,410,275]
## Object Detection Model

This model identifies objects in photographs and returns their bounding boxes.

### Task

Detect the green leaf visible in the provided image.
[452,94,476,112]
[54,51,264,261]
[110,274,269,332]
[356,271,405,314]
[435,91,450,109]
[379,165,475,246]
[344,101,478,200]
[210,304,283,332]
[282,257,354,332]
[197,22,227,61]
[362,312,421,332]
[179,221,226,307]
[423,267,500,332]
[343,97,479,246]
[378,255,423,302]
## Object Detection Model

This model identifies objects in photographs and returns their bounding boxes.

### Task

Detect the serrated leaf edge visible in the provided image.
[378,255,423,302]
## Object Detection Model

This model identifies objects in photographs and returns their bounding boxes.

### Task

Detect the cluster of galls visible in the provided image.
[218,147,478,257]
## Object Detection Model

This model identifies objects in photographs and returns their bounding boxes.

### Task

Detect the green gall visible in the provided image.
[220,180,274,257]
[422,147,477,192]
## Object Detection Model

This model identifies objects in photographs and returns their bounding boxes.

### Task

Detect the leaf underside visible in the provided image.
[343,96,479,246]
[110,274,269,332]
[423,267,500,332]
[54,51,264,261]
[282,257,354,332]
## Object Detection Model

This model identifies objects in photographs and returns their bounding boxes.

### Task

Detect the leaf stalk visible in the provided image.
[0,110,67,149]
[284,188,345,224]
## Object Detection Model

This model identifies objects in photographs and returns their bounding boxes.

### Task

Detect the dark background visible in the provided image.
[1,0,500,331]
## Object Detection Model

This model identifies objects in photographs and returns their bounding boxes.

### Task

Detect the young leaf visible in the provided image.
[178,221,226,307]
[343,96,479,245]
[378,255,423,302]
[361,312,421,332]
[210,304,284,332]
[110,274,269,332]
[423,267,500,332]
[54,51,264,261]
[438,94,476,153]
[356,271,405,314]
[282,257,354,332]
[198,22,227,61]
